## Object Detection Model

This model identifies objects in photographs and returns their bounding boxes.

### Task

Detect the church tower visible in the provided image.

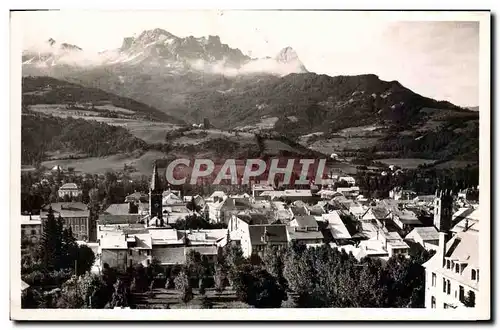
[150,162,164,227]
[433,189,453,232]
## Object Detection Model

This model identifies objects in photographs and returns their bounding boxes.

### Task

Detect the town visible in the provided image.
[20,160,480,309]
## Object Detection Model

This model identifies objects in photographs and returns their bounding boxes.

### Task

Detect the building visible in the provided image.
[317,211,351,244]
[423,231,479,309]
[405,227,440,251]
[40,202,91,241]
[57,183,82,199]
[248,225,288,258]
[99,227,226,271]
[227,212,282,257]
[423,190,479,309]
[286,215,324,245]
[21,214,42,244]
[149,162,166,228]
[252,184,274,198]
[336,186,360,198]
[389,187,417,201]
[125,192,149,204]
[338,176,356,185]
[451,208,479,234]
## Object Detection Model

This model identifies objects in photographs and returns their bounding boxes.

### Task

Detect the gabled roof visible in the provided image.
[249,225,288,245]
[406,226,439,241]
[105,203,134,216]
[98,214,141,225]
[292,215,318,228]
[286,226,324,241]
[423,231,479,290]
[41,202,89,218]
[320,212,351,240]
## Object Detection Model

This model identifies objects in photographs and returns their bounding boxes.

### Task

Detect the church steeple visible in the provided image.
[149,161,164,227]
[151,161,161,192]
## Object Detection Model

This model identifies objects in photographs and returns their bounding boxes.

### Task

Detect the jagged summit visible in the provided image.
[275,46,299,63]
[273,46,308,73]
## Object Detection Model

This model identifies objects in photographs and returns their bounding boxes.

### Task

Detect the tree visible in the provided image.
[232,264,286,308]
[107,278,129,308]
[75,245,96,275]
[463,291,476,307]
[214,265,227,297]
[174,270,193,305]
[263,245,286,289]
[39,207,63,270]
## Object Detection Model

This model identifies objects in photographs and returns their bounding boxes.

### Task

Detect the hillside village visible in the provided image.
[20,161,480,310]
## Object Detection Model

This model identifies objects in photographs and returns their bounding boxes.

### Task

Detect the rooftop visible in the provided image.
[320,211,351,240]
[249,225,288,245]
[41,202,90,218]
[98,214,141,225]
[59,183,79,190]
[423,231,479,290]
[406,226,439,241]
[20,215,41,225]
[286,226,324,241]
[292,215,318,228]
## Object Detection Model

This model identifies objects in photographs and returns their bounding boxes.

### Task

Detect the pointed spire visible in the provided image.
[151,161,161,191]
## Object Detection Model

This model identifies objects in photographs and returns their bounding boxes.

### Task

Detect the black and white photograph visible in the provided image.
[9,9,491,321]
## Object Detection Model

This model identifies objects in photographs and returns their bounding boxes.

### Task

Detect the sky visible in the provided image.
[16,10,481,107]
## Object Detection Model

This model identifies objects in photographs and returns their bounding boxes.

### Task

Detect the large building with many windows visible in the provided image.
[423,190,479,309]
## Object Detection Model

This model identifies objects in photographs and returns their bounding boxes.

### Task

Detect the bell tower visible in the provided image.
[150,161,164,226]
[434,189,453,232]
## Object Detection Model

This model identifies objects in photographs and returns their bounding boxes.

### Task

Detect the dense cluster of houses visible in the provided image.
[20,164,480,309]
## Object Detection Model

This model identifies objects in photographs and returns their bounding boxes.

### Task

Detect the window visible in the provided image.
[443,278,447,293]
[455,264,460,274]
[147,259,151,265]
[446,260,451,269]
[471,269,477,280]
[447,280,451,295]
[431,296,436,308]
[477,270,479,281]
[146,250,151,256]
[432,273,436,287]
[459,285,465,302]
[129,250,133,256]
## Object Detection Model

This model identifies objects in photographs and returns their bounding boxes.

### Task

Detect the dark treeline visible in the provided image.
[22,112,148,165]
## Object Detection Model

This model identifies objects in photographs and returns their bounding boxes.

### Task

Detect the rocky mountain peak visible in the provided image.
[275,46,299,63]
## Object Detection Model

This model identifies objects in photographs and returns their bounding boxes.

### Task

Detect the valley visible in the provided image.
[20,29,479,176]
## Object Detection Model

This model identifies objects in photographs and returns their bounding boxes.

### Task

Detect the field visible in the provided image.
[171,129,255,146]
[27,103,180,144]
[41,150,170,176]
[377,158,437,169]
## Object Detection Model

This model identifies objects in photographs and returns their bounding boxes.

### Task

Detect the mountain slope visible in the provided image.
[22,76,184,123]
[21,29,478,163]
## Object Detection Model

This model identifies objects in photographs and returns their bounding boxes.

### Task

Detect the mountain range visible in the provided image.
[21,28,479,164]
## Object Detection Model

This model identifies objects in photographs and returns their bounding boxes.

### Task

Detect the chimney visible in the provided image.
[438,232,448,267]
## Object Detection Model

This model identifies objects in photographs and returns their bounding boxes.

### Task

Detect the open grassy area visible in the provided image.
[377,158,437,169]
